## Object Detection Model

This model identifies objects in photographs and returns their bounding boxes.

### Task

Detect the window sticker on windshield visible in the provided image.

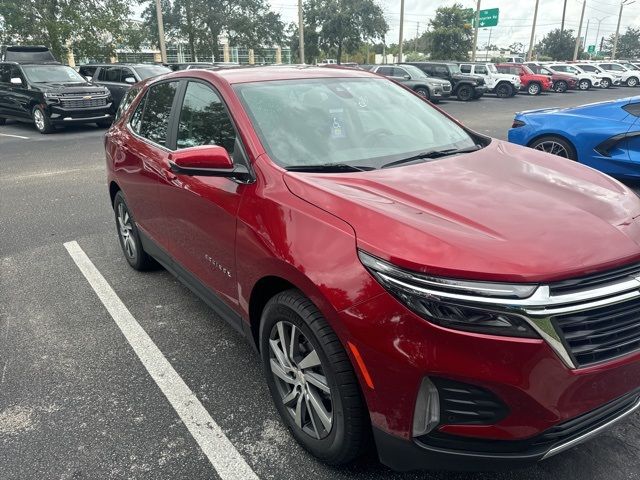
[329,108,346,138]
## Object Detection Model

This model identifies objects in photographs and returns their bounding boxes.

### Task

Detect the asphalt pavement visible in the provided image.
[1,86,640,480]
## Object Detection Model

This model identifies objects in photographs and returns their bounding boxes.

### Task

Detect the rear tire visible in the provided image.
[113,191,156,271]
[456,84,474,101]
[627,76,638,87]
[527,82,541,95]
[495,82,513,98]
[260,289,369,465]
[578,79,591,90]
[529,135,577,161]
[32,105,53,134]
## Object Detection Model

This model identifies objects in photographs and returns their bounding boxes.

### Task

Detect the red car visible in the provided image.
[496,63,553,95]
[526,63,579,93]
[105,67,640,471]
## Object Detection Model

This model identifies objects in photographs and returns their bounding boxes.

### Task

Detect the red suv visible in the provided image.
[105,67,640,471]
[496,63,553,95]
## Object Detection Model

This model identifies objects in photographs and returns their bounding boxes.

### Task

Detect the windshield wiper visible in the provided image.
[286,163,374,173]
[381,145,482,169]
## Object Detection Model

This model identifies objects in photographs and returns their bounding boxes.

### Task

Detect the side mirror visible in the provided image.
[10,77,22,85]
[403,74,411,80]
[84,75,93,81]
[124,76,136,84]
[169,145,251,181]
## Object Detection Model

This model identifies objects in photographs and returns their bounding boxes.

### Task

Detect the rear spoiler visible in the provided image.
[2,45,59,63]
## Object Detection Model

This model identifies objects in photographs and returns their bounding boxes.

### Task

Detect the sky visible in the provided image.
[268,0,640,51]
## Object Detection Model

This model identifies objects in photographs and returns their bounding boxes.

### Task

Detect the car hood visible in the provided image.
[425,77,450,86]
[283,140,640,282]
[33,82,108,94]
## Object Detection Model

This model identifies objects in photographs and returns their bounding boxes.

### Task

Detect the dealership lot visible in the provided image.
[2,87,640,480]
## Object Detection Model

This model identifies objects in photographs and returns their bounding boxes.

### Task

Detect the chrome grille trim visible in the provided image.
[378,271,640,370]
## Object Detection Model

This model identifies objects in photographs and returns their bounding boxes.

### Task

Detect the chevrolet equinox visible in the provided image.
[105,66,640,471]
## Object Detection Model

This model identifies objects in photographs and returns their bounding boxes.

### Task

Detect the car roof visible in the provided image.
[193,65,376,84]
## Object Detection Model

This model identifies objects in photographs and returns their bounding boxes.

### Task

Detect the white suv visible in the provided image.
[575,63,621,88]
[458,63,521,98]
[595,63,639,87]
[547,63,601,90]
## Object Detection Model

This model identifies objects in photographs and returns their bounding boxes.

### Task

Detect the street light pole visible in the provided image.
[613,0,635,59]
[398,0,405,62]
[593,16,609,57]
[471,0,481,62]
[560,0,568,34]
[298,0,305,64]
[573,0,586,61]
[527,0,540,61]
[154,0,167,64]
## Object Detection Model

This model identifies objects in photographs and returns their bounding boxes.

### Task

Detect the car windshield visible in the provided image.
[234,77,477,169]
[539,67,552,75]
[522,65,534,74]
[448,64,460,73]
[134,65,171,80]
[487,64,497,73]
[22,65,86,83]
[401,65,428,78]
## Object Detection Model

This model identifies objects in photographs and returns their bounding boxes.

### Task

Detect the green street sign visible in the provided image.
[587,45,596,53]
[473,7,500,28]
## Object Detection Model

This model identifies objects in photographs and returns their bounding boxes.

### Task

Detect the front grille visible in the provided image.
[554,298,640,366]
[443,84,452,91]
[550,262,640,295]
[60,97,108,109]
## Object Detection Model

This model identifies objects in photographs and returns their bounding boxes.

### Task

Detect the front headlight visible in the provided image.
[359,251,539,338]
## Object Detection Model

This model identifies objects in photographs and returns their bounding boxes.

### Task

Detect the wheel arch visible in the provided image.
[109,180,121,207]
[248,275,297,350]
[526,132,578,160]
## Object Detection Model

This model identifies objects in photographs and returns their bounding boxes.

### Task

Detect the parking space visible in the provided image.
[2,87,640,480]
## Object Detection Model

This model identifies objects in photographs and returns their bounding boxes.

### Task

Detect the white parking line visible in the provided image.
[0,133,30,139]
[63,240,260,480]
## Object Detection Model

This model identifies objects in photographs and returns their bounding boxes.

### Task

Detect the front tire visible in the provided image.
[495,82,514,98]
[527,82,541,95]
[414,87,430,101]
[578,79,591,90]
[456,84,474,101]
[32,105,53,134]
[554,80,568,93]
[600,78,611,89]
[627,76,639,87]
[260,290,369,465]
[113,191,156,271]
[529,135,577,161]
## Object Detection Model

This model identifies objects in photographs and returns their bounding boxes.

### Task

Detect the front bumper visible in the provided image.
[430,88,451,99]
[46,102,114,125]
[374,388,640,471]
[473,85,487,96]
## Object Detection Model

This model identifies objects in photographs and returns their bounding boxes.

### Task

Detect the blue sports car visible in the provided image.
[508,96,640,179]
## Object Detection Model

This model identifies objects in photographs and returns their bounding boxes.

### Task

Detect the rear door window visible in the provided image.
[376,67,393,76]
[176,81,236,152]
[459,65,471,74]
[116,87,140,121]
[138,81,179,146]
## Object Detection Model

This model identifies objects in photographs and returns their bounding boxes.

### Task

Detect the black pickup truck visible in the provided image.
[0,46,113,133]
[401,61,487,101]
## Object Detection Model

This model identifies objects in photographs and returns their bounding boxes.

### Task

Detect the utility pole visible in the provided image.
[527,0,540,61]
[471,0,481,61]
[613,0,635,59]
[583,19,590,54]
[298,0,305,63]
[573,1,586,61]
[415,22,419,52]
[560,0,568,34]
[155,0,167,64]
[398,0,405,62]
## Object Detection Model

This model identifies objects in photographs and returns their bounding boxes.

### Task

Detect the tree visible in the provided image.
[303,0,388,64]
[603,27,640,58]
[426,3,473,60]
[535,28,576,61]
[0,0,133,60]
[508,42,524,54]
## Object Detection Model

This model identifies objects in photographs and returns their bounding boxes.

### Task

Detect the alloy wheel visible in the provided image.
[628,77,638,87]
[33,109,45,131]
[528,83,540,95]
[269,320,333,440]
[533,140,569,158]
[579,80,590,90]
[117,202,137,259]
[601,79,610,89]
